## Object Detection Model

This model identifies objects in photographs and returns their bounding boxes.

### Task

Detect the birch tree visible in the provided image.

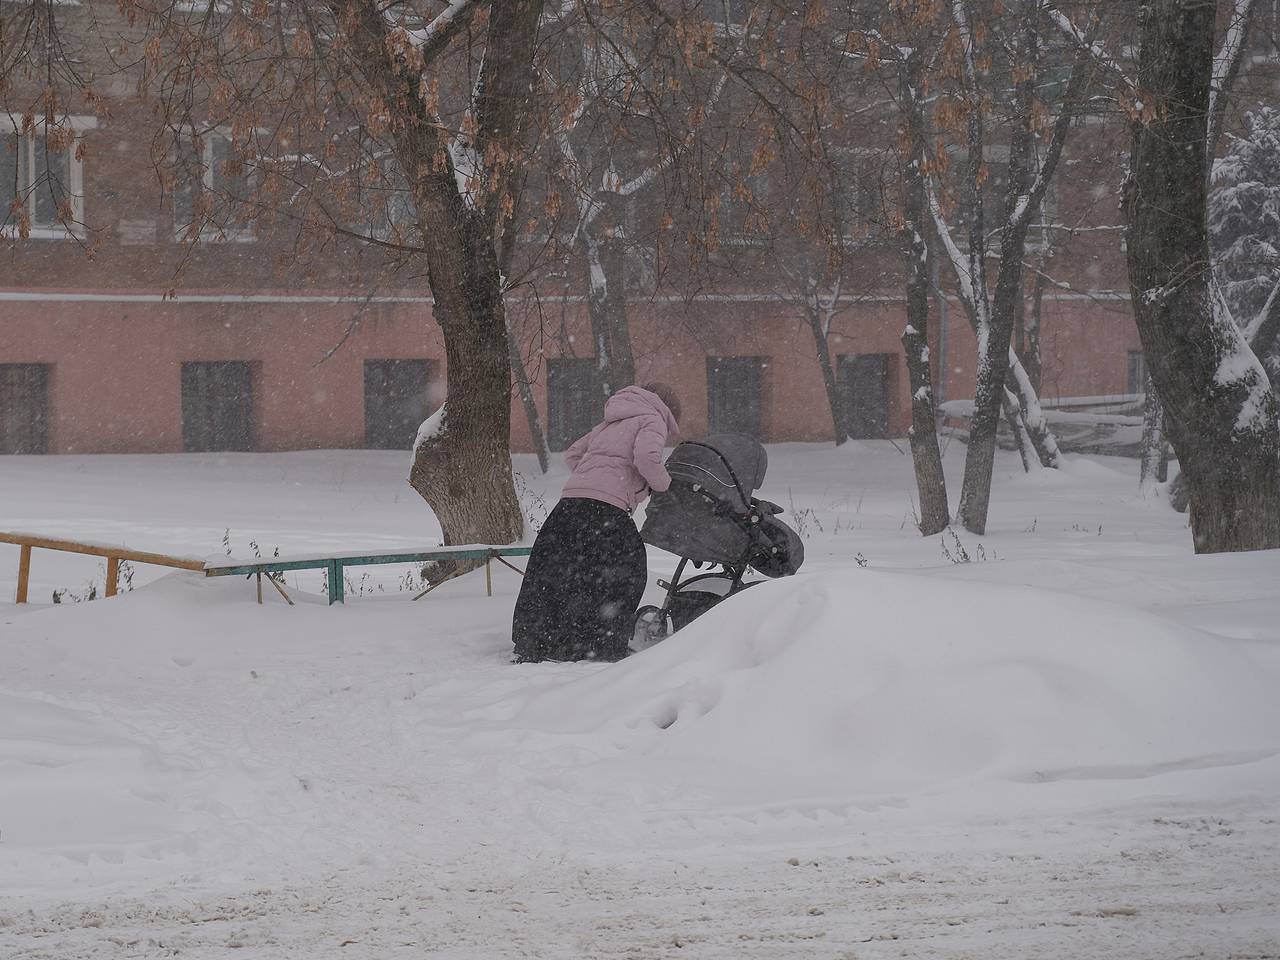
[840,2,953,531]
[847,1,1089,534]
[921,0,1104,534]
[538,1,745,402]
[541,1,832,410]
[895,11,951,536]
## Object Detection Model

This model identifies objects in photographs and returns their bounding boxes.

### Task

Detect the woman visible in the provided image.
[512,382,681,663]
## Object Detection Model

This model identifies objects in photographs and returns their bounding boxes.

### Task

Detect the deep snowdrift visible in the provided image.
[519,570,1280,808]
[4,564,1279,896]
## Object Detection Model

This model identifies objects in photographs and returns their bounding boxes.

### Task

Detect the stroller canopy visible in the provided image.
[641,434,803,577]
[662,433,768,512]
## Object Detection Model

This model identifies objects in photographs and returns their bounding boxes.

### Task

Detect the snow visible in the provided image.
[445,139,480,209]
[520,571,1280,806]
[1211,330,1274,434]
[587,245,607,298]
[1209,0,1256,144]
[397,0,475,50]
[3,445,1280,956]
[413,401,446,450]
[1046,9,1133,87]
[1009,193,1031,226]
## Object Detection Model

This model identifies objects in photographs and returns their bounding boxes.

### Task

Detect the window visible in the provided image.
[360,165,416,242]
[173,130,256,242]
[364,359,434,449]
[1126,350,1146,396]
[181,361,255,452]
[702,0,749,31]
[547,357,603,452]
[948,144,1011,233]
[719,169,770,244]
[950,144,1055,250]
[707,356,765,437]
[347,139,417,242]
[838,149,892,241]
[0,116,95,239]
[0,364,50,454]
[839,353,894,440]
[1259,0,1280,58]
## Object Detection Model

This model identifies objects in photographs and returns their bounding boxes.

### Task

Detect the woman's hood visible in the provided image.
[603,386,679,434]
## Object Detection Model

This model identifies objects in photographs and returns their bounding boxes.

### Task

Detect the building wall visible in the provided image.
[0,288,1142,455]
[0,1,1156,457]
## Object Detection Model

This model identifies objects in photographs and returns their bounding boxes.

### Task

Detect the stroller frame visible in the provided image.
[632,433,802,649]
[633,554,758,646]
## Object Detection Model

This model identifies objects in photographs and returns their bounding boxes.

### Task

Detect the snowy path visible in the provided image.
[2,444,1279,956]
[6,810,1280,958]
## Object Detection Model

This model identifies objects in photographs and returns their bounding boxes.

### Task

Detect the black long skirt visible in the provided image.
[511,497,648,662]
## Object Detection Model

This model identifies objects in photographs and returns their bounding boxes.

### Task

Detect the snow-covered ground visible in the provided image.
[2,442,1279,958]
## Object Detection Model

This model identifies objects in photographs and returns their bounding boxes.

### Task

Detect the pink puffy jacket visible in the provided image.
[561,386,679,513]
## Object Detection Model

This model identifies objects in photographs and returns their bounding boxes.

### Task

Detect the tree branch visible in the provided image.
[397,0,486,64]
[1207,0,1257,181]
[1046,6,1133,86]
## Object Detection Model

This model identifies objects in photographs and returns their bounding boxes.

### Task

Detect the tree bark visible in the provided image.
[950,0,997,534]
[1002,390,1037,473]
[958,0,1075,531]
[1125,0,1280,553]
[409,286,525,549]
[804,298,850,446]
[1007,349,1061,468]
[1139,375,1167,493]
[582,207,636,398]
[1025,267,1046,393]
[507,320,551,474]
[899,49,949,534]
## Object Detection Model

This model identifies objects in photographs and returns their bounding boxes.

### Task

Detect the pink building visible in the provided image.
[0,284,1141,456]
[0,68,1145,457]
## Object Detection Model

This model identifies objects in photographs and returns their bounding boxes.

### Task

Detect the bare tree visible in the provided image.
[921,0,1097,534]
[1058,0,1270,504]
[1125,0,1280,553]
[137,1,553,555]
[840,3,954,530]
[541,1,829,411]
[895,17,951,536]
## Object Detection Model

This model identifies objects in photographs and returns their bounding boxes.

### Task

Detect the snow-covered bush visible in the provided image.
[1210,106,1280,371]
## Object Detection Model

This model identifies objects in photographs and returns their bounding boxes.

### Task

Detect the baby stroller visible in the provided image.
[632,433,804,648]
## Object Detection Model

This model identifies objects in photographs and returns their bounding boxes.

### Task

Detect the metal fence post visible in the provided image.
[327,559,344,604]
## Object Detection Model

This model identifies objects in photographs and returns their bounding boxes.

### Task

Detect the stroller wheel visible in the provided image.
[631,605,670,652]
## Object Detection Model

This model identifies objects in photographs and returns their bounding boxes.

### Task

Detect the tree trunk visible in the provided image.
[410,270,525,552]
[1125,0,1280,553]
[583,202,636,398]
[1025,268,1046,393]
[958,0,1041,532]
[899,50,949,534]
[1007,350,1061,468]
[1139,375,1166,493]
[1003,389,1039,473]
[957,352,1004,530]
[805,302,850,446]
[507,319,551,474]
[902,318,950,533]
